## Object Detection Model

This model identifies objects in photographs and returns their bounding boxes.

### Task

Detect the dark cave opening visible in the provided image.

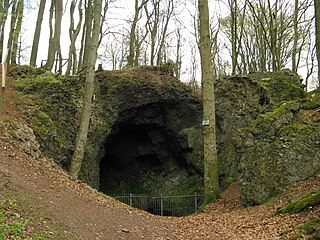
[98,102,202,198]
[99,122,188,195]
[98,102,203,216]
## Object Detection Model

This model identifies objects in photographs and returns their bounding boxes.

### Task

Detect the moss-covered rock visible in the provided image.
[11,66,318,207]
[12,70,81,168]
[276,190,320,214]
[239,90,320,206]
[85,68,203,193]
[215,70,306,190]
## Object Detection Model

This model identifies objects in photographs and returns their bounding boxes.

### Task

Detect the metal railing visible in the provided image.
[112,193,203,216]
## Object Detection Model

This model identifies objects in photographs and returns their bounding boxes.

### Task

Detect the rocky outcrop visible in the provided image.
[10,65,320,206]
[239,89,320,206]
[1,121,41,158]
[215,70,307,191]
[86,67,203,193]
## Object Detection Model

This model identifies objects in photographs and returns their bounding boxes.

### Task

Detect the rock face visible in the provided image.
[1,121,41,158]
[239,90,320,206]
[11,66,320,206]
[215,71,319,206]
[84,67,203,195]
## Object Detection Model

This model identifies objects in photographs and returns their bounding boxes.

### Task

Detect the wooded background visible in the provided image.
[0,0,319,89]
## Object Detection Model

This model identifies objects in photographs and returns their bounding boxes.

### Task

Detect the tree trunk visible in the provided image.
[43,0,63,71]
[198,0,219,203]
[145,0,160,66]
[315,0,320,85]
[127,0,140,67]
[69,0,102,179]
[156,0,173,65]
[0,0,9,63]
[6,0,18,65]
[81,0,93,69]
[10,0,23,64]
[230,0,237,75]
[29,0,46,67]
[65,0,83,77]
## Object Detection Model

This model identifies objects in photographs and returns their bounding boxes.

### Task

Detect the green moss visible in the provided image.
[12,73,80,168]
[251,105,293,137]
[308,235,320,240]
[276,190,320,215]
[10,65,46,79]
[301,89,320,110]
[280,218,320,240]
[218,137,239,189]
[278,123,312,139]
[299,218,320,235]
[289,234,304,240]
[253,71,306,105]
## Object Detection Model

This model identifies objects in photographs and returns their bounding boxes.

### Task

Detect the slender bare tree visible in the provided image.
[6,0,24,65]
[42,0,63,71]
[198,0,219,203]
[10,0,23,64]
[30,0,46,67]
[127,0,149,67]
[0,0,9,63]
[65,0,83,77]
[69,0,103,179]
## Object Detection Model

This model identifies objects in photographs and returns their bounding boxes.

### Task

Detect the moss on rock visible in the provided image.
[276,190,320,214]
[11,66,318,207]
[240,94,320,205]
[12,69,81,168]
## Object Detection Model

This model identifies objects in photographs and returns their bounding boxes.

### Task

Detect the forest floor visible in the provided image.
[0,78,319,240]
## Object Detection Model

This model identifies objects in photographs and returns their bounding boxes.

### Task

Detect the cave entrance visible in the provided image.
[99,123,178,194]
[99,103,203,200]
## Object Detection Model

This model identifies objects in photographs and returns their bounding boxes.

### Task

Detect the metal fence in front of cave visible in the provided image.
[112,193,204,216]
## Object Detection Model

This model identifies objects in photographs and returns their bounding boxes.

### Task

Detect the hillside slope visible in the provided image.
[1,135,319,239]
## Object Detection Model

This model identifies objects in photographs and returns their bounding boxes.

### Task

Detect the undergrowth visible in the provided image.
[0,198,43,239]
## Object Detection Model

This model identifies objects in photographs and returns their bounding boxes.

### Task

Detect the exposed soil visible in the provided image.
[0,77,319,239]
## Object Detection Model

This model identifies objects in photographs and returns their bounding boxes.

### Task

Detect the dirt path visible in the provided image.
[1,135,319,240]
[0,136,183,239]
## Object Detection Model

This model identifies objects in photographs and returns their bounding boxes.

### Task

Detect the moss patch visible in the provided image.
[275,190,320,215]
[12,69,81,168]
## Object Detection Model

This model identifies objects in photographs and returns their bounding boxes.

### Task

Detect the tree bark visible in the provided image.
[30,0,46,67]
[230,0,237,75]
[145,0,160,66]
[6,0,18,65]
[198,0,219,203]
[65,0,83,77]
[156,0,173,65]
[69,0,102,179]
[81,0,93,69]
[127,0,146,67]
[10,0,23,64]
[0,0,9,63]
[43,0,63,71]
[315,0,320,84]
